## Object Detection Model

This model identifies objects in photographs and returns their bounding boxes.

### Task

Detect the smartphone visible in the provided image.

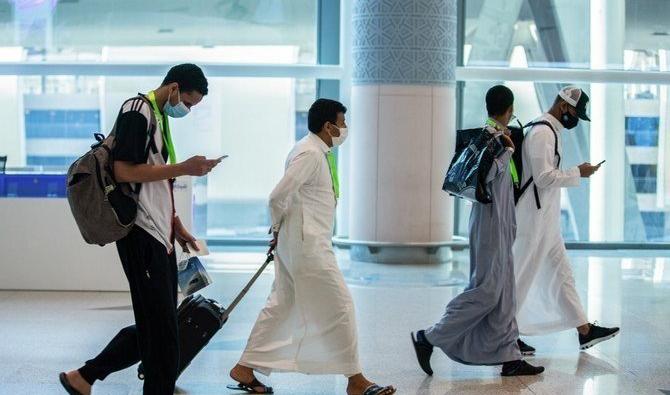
[596,160,606,166]
[216,155,229,161]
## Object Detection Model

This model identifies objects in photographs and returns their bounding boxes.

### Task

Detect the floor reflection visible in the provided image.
[1,249,669,394]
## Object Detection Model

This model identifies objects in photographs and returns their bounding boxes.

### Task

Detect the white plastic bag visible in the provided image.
[177,253,213,296]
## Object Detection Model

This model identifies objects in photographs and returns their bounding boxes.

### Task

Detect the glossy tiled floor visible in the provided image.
[1,249,669,395]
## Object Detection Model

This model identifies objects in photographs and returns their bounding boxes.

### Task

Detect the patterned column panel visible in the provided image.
[353,0,457,85]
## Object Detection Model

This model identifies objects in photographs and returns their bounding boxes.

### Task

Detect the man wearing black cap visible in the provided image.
[512,86,620,354]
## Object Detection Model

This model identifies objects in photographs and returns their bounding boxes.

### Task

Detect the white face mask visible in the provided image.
[330,124,348,147]
[164,89,190,118]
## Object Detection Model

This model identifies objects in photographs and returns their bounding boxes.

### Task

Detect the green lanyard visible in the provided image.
[326,151,339,199]
[485,118,519,186]
[147,91,177,165]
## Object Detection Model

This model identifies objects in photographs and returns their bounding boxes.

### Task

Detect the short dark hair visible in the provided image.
[308,98,347,133]
[162,63,208,96]
[485,85,514,117]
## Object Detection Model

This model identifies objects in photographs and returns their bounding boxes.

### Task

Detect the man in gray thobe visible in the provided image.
[411,85,544,377]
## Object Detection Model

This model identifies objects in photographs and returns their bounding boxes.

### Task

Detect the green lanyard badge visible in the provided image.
[326,151,339,199]
[147,91,177,165]
[485,118,519,186]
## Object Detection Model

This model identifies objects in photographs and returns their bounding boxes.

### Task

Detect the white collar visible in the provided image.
[308,132,332,153]
[542,113,565,133]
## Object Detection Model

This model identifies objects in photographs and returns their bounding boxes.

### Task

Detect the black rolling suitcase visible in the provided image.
[138,251,275,380]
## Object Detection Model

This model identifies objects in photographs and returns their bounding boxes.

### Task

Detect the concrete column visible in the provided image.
[349,0,457,263]
[589,0,625,241]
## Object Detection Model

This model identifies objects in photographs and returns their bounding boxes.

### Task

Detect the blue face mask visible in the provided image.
[163,89,190,118]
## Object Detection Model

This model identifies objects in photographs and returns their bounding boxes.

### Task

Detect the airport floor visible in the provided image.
[0,248,669,395]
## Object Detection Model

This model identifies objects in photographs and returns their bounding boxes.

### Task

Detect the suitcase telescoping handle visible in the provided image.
[222,248,275,320]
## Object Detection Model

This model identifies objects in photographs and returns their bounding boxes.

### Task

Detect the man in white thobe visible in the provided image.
[228,99,395,395]
[513,86,620,353]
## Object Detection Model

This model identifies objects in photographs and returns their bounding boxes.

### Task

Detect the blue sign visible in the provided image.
[0,174,67,198]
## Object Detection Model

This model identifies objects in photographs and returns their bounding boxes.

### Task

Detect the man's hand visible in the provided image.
[174,216,199,253]
[500,133,515,151]
[178,156,220,177]
[578,162,601,178]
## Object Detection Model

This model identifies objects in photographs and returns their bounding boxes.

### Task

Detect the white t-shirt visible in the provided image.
[113,97,175,252]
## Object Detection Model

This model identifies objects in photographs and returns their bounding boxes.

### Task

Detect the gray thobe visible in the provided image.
[425,126,522,365]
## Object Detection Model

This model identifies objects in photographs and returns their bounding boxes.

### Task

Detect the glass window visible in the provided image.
[0,1,332,242]
[455,80,670,242]
[626,117,659,147]
[631,164,657,194]
[175,76,317,239]
[640,211,666,241]
[463,0,670,71]
[2,0,317,64]
[0,73,316,238]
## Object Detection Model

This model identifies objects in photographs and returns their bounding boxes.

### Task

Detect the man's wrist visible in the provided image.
[172,162,185,177]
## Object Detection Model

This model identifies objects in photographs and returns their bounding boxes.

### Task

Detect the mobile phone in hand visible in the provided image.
[216,155,229,161]
[596,160,606,166]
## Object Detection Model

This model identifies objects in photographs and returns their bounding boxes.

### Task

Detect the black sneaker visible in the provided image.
[411,330,434,376]
[501,360,545,376]
[579,323,620,350]
[517,339,536,356]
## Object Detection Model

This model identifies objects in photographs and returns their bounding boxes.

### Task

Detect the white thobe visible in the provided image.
[512,113,589,335]
[239,133,361,376]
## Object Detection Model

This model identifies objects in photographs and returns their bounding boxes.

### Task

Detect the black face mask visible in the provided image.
[561,111,579,130]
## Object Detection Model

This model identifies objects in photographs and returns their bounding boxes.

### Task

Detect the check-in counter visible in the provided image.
[0,172,193,291]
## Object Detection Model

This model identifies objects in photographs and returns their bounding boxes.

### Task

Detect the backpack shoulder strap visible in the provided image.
[524,119,560,166]
[113,94,159,195]
[516,120,560,210]
[131,94,159,161]
[134,95,159,194]
[525,119,554,131]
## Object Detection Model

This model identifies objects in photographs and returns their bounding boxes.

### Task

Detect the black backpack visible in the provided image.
[509,120,559,209]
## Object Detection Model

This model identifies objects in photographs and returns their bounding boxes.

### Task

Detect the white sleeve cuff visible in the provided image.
[566,166,581,186]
